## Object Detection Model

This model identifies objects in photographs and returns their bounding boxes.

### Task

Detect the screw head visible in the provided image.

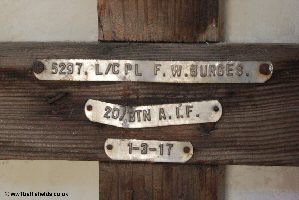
[106,144,113,150]
[259,63,272,75]
[86,105,93,111]
[32,61,45,74]
[183,146,190,154]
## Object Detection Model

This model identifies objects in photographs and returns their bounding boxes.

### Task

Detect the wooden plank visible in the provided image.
[132,163,153,200]
[99,163,221,200]
[98,0,221,42]
[118,163,133,200]
[152,164,163,200]
[99,163,119,200]
[0,42,298,166]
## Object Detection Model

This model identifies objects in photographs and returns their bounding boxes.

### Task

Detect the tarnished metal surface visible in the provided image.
[85,99,222,128]
[34,59,273,83]
[105,139,193,163]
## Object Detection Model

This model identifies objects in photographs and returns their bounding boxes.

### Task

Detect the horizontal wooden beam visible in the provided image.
[0,42,298,166]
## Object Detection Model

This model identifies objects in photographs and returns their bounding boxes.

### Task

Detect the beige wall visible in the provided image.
[224,166,299,200]
[224,0,299,43]
[0,0,98,42]
[0,0,298,200]
[0,161,99,200]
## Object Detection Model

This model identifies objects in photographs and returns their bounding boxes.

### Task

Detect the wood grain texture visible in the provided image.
[98,0,221,42]
[99,163,221,200]
[0,42,298,166]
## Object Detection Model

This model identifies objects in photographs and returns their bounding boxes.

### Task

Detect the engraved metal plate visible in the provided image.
[85,100,222,128]
[105,139,193,163]
[33,59,273,83]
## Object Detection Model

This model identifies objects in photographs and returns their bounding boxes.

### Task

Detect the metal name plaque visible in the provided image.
[85,100,222,128]
[33,59,273,83]
[105,139,193,163]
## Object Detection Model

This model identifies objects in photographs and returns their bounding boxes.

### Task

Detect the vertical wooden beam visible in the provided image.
[100,163,222,200]
[98,0,221,42]
[98,1,222,199]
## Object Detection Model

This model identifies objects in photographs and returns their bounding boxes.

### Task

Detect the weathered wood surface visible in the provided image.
[98,0,221,42]
[100,162,221,200]
[0,42,298,166]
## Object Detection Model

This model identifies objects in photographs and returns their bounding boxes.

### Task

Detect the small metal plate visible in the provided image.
[85,100,222,128]
[105,139,193,163]
[33,59,273,83]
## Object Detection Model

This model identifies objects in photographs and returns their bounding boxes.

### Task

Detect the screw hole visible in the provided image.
[87,105,93,111]
[213,106,219,112]
[183,146,190,154]
[106,144,113,150]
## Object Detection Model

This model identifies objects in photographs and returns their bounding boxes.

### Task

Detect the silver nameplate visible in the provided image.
[33,59,273,83]
[105,139,193,163]
[85,100,222,128]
